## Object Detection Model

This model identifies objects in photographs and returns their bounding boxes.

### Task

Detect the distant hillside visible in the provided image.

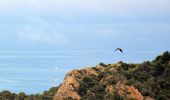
[0,86,59,100]
[0,51,170,100]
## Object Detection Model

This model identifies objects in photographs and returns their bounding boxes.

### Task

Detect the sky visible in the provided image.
[0,0,170,94]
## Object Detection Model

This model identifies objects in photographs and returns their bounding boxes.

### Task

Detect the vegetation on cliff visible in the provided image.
[55,51,170,100]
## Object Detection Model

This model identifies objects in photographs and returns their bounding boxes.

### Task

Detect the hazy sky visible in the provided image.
[0,0,170,93]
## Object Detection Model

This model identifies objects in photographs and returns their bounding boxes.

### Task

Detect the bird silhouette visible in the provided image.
[114,48,123,53]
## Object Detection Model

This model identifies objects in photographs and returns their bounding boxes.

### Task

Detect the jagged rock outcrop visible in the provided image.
[54,67,99,100]
[127,86,144,100]
[54,70,81,100]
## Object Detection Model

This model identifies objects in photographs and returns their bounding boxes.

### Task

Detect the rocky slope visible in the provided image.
[54,51,170,100]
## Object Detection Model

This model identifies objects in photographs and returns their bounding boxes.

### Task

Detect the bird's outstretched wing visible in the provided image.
[114,48,123,53]
[114,48,118,51]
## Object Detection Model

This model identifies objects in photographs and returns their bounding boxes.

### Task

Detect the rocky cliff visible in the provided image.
[54,51,170,100]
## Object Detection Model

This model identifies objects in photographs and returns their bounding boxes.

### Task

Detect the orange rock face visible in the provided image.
[54,70,81,100]
[54,67,98,100]
[115,82,146,100]
[127,86,144,100]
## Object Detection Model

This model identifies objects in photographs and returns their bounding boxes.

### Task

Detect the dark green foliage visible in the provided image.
[113,93,124,100]
[151,64,165,77]
[121,63,129,70]
[99,62,108,67]
[92,67,99,71]
[17,92,27,100]
[77,76,98,97]
[0,90,17,100]
[107,77,117,85]
[128,51,170,99]
[155,51,170,64]
[98,72,107,79]
[0,86,59,100]
[77,85,87,96]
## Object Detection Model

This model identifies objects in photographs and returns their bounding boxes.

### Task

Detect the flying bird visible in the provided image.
[114,48,123,53]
